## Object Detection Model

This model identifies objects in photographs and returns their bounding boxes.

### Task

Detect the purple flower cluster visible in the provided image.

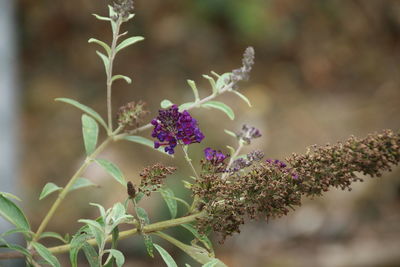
[266,159,299,179]
[151,105,204,154]
[204,147,228,165]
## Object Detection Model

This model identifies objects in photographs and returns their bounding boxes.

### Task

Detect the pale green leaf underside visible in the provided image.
[187,80,200,102]
[55,98,108,130]
[179,102,194,111]
[0,195,30,230]
[96,50,110,74]
[154,244,178,267]
[216,72,232,91]
[39,232,68,244]
[160,99,174,109]
[92,14,111,21]
[88,38,111,56]
[69,178,97,192]
[96,159,126,187]
[202,75,217,94]
[232,90,252,107]
[31,242,61,267]
[159,188,177,219]
[39,183,62,200]
[82,114,99,156]
[116,36,144,52]
[112,74,132,84]
[0,192,21,202]
[202,101,235,120]
[224,129,237,139]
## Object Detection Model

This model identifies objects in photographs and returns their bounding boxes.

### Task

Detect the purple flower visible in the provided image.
[151,105,205,154]
[204,147,228,165]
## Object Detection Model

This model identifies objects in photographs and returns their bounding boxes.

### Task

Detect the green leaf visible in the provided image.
[92,14,111,21]
[111,226,119,249]
[154,232,226,266]
[88,38,111,56]
[202,75,218,94]
[135,207,150,225]
[82,242,100,267]
[179,102,194,111]
[216,73,232,91]
[116,36,145,52]
[181,224,213,253]
[201,101,235,120]
[224,129,237,139]
[202,259,221,267]
[159,188,177,219]
[0,195,30,230]
[210,71,220,79]
[106,249,125,267]
[160,99,174,109]
[31,242,61,267]
[78,219,105,249]
[96,50,110,74]
[226,145,235,156]
[69,178,97,192]
[96,159,126,187]
[111,74,132,84]
[154,244,178,267]
[134,192,145,203]
[39,232,68,243]
[122,135,173,157]
[0,192,21,202]
[108,5,117,33]
[55,98,108,130]
[82,114,99,156]
[232,90,252,107]
[39,183,62,200]
[143,234,154,258]
[70,233,89,267]
[0,228,33,239]
[1,241,31,257]
[187,80,200,102]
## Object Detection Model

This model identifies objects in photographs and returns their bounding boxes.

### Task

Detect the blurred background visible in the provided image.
[1,0,400,266]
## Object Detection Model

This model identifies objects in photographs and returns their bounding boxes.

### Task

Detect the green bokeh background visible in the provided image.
[16,0,400,266]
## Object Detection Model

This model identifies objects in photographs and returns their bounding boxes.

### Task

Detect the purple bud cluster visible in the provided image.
[204,148,228,165]
[237,124,261,145]
[265,159,299,179]
[151,105,204,154]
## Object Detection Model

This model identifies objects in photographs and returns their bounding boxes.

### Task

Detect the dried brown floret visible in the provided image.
[139,163,176,196]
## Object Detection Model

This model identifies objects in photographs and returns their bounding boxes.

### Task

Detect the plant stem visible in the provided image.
[221,142,244,179]
[0,212,205,260]
[31,137,113,243]
[106,18,123,133]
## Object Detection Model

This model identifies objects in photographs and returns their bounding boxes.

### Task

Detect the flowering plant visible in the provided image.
[0,1,399,266]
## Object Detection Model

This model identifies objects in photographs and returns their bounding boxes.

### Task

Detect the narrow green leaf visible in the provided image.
[116,36,144,52]
[122,135,173,157]
[70,233,89,267]
[216,73,232,91]
[108,5,117,34]
[160,99,174,109]
[226,145,235,156]
[111,74,132,84]
[202,75,217,94]
[154,232,227,266]
[96,159,126,187]
[159,188,177,219]
[181,224,213,253]
[92,14,111,21]
[154,244,178,267]
[79,220,105,249]
[89,203,106,219]
[202,101,235,120]
[82,114,99,156]
[143,234,154,257]
[55,98,108,130]
[0,192,21,202]
[82,242,100,267]
[88,38,111,56]
[0,228,33,239]
[111,226,119,249]
[232,90,252,107]
[69,178,97,192]
[224,129,237,139]
[0,195,30,230]
[96,51,110,74]
[39,183,62,200]
[135,207,150,225]
[210,71,220,79]
[39,232,68,243]
[2,242,31,257]
[107,249,125,267]
[178,102,194,111]
[31,242,61,267]
[202,259,221,267]
[187,80,200,102]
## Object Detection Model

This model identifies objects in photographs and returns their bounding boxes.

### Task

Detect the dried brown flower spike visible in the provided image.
[139,163,177,196]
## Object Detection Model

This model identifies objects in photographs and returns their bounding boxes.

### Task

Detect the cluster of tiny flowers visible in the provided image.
[202,148,229,173]
[287,129,400,197]
[236,124,261,145]
[230,150,264,171]
[228,47,255,86]
[194,130,400,241]
[117,101,148,129]
[151,105,205,154]
[139,163,176,196]
[112,0,134,20]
